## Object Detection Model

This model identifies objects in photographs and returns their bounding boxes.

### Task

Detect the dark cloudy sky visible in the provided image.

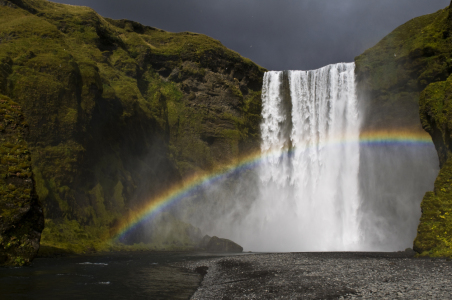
[52,0,450,70]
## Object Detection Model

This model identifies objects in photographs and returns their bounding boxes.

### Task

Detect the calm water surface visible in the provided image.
[0,251,231,300]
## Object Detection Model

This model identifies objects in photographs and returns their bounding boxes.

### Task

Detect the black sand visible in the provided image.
[179,252,452,299]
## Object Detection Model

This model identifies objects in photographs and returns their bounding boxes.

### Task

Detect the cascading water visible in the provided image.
[193,62,437,253]
[246,63,362,251]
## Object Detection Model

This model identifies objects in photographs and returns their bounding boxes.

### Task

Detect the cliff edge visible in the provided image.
[356,2,452,257]
[0,0,264,259]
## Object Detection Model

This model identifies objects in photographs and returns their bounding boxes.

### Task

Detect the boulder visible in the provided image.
[205,236,243,253]
[199,235,212,249]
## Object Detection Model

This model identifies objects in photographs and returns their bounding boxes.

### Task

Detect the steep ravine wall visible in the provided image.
[356,2,452,256]
[0,95,44,265]
[3,0,450,264]
[0,0,264,263]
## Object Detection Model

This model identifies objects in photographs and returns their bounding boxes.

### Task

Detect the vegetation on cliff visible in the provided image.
[0,0,265,258]
[355,5,451,132]
[356,2,452,257]
[415,72,452,257]
[0,94,44,265]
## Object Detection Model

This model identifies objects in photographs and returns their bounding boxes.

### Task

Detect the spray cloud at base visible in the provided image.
[170,62,437,252]
[238,63,362,251]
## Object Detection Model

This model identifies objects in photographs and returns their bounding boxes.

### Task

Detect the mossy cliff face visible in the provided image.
[0,0,264,255]
[356,2,452,256]
[0,95,44,266]
[102,21,266,176]
[415,67,452,256]
[355,6,451,132]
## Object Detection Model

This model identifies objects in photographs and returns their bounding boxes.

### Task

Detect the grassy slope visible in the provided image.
[0,0,264,254]
[355,6,451,132]
[355,4,452,257]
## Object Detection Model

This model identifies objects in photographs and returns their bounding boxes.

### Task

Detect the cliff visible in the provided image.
[8,0,450,261]
[0,0,265,261]
[356,3,452,256]
[0,95,44,265]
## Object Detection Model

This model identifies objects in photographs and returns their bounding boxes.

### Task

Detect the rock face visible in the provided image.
[355,6,452,133]
[205,236,243,253]
[0,95,44,266]
[199,234,212,249]
[410,4,452,257]
[0,0,264,253]
[356,2,452,256]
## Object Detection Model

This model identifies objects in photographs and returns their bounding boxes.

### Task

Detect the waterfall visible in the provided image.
[192,61,438,252]
[193,62,438,252]
[256,63,361,251]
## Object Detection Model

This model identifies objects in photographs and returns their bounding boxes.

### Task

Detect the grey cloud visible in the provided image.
[52,0,450,70]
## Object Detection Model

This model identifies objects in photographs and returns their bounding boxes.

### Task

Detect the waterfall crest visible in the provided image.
[255,63,361,251]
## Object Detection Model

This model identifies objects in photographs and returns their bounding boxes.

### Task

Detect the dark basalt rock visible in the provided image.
[0,0,265,253]
[205,236,243,253]
[199,234,212,249]
[0,95,44,266]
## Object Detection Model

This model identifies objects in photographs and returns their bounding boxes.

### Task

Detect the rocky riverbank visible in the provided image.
[180,252,452,299]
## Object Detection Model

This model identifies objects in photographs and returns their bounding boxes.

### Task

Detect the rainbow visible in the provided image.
[111,130,434,242]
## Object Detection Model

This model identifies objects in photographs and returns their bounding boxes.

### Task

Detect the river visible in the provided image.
[0,251,236,300]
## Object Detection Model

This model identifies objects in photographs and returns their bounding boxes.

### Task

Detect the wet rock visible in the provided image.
[205,236,243,253]
[0,96,44,266]
[404,248,416,256]
[195,266,208,276]
[198,235,211,249]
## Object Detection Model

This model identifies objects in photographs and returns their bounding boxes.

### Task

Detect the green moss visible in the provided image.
[40,212,201,254]
[89,183,111,226]
[0,0,265,254]
[62,108,77,127]
[414,157,452,257]
[178,62,207,80]
[356,3,452,257]
[40,218,109,253]
[414,74,452,257]
[355,6,452,132]
[0,94,43,266]
[34,168,49,200]
[226,81,243,99]
[419,80,447,132]
[113,181,125,210]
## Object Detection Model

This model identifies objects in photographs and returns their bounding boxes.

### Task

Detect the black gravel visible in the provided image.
[177,252,452,299]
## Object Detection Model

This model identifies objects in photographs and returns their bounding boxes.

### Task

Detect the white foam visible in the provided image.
[242,63,362,251]
[78,262,108,266]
